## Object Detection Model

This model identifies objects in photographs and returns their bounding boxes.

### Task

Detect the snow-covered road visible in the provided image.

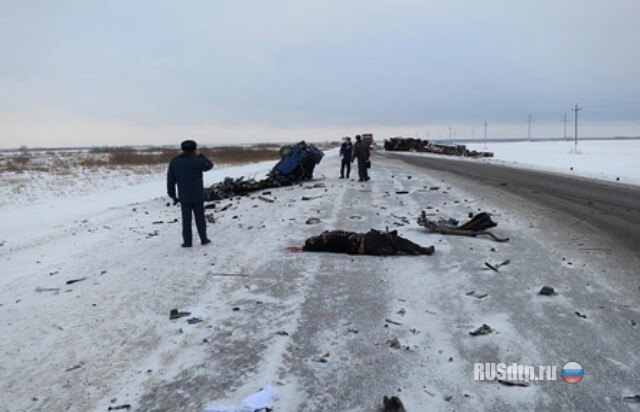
[1,154,638,411]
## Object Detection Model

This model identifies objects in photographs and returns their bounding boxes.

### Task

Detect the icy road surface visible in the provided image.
[0,154,638,411]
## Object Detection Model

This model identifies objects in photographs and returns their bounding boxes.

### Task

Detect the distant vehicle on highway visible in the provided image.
[362,133,375,149]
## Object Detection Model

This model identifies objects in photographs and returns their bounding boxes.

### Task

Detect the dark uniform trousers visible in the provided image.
[181,202,207,246]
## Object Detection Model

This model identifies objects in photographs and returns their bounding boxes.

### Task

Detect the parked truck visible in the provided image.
[362,133,375,149]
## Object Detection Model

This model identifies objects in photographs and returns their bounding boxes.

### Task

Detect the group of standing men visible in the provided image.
[339,135,370,182]
[167,136,372,248]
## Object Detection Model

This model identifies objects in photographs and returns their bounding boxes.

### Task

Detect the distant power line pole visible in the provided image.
[563,114,567,139]
[572,103,582,148]
[483,121,488,149]
[449,126,453,143]
[527,114,533,140]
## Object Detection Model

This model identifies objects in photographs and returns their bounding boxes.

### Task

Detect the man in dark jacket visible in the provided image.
[352,135,370,182]
[339,137,353,179]
[167,140,214,247]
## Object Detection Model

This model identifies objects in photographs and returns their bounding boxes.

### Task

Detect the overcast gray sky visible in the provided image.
[1,1,639,148]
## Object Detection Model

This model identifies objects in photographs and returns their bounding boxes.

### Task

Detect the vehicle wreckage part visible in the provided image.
[418,211,509,242]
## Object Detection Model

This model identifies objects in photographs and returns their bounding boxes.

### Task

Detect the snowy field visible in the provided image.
[464,139,640,185]
[0,150,638,410]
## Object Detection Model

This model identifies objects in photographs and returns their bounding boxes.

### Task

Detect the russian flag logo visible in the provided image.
[561,362,584,384]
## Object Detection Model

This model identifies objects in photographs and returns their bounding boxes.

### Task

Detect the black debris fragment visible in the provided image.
[258,196,275,203]
[498,378,530,387]
[623,395,640,403]
[66,277,87,285]
[108,405,131,410]
[383,395,406,412]
[469,324,493,336]
[575,311,588,319]
[314,352,330,363]
[387,337,402,349]
[65,365,81,372]
[169,309,191,320]
[485,260,511,272]
[539,286,557,296]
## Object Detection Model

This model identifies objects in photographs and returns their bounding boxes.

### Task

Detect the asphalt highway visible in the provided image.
[382,152,640,253]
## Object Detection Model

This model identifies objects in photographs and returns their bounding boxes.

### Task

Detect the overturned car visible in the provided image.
[204,141,324,201]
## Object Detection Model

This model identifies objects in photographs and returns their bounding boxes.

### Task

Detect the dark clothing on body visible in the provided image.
[302,229,434,256]
[167,153,214,245]
[167,153,214,203]
[353,140,370,181]
[340,142,354,162]
[341,160,351,179]
[180,201,207,247]
[340,142,353,178]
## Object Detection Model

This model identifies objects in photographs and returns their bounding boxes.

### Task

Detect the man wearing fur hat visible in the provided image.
[167,140,214,247]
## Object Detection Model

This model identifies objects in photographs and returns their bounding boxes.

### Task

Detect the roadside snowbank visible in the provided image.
[466,139,640,185]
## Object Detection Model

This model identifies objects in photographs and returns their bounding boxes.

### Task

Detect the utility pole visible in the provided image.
[449,126,452,143]
[483,121,488,149]
[571,103,582,148]
[563,114,567,140]
[527,114,533,140]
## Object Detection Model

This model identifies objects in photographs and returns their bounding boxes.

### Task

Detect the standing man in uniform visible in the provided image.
[352,135,370,182]
[167,140,214,247]
[339,137,353,179]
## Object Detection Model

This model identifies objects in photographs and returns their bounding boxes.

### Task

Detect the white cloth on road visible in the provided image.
[204,384,276,412]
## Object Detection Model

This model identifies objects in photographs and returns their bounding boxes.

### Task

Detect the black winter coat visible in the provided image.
[167,153,214,203]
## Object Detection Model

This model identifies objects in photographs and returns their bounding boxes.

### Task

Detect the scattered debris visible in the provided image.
[387,337,402,349]
[498,378,530,387]
[152,220,164,224]
[169,309,191,320]
[301,195,322,201]
[276,331,289,336]
[395,191,409,195]
[205,213,215,224]
[383,395,406,412]
[443,394,453,402]
[186,317,203,324]
[386,319,403,326]
[305,217,321,224]
[258,195,275,203]
[108,405,131,411]
[485,259,511,272]
[65,277,87,285]
[539,286,557,296]
[623,394,640,403]
[469,324,493,336]
[65,365,81,372]
[418,211,509,242]
[575,311,588,319]
[232,307,241,311]
[466,291,488,299]
[35,286,61,294]
[314,352,331,363]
